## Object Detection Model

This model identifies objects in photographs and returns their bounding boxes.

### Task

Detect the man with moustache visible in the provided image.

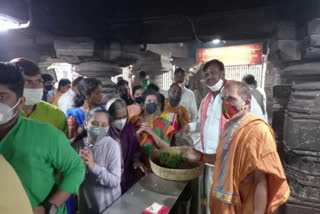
[181,59,264,214]
[165,67,198,122]
[164,83,190,131]
[183,80,289,214]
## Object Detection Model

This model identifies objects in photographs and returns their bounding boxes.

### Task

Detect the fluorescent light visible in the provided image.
[212,39,221,44]
[0,15,30,32]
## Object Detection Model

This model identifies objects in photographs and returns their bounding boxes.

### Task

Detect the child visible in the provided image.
[73,107,121,214]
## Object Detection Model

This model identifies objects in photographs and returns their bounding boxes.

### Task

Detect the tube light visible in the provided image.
[0,14,30,32]
[212,39,221,44]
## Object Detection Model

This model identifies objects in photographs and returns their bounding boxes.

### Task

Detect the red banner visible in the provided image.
[196,43,263,66]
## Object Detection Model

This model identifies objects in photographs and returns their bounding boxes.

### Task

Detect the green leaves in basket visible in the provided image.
[160,152,187,168]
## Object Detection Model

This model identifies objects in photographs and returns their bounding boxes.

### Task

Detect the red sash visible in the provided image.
[200,81,228,151]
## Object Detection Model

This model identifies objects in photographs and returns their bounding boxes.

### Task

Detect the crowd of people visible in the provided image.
[0,57,289,214]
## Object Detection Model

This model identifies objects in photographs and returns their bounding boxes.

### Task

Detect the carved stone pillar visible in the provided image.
[282,65,320,209]
[271,17,320,212]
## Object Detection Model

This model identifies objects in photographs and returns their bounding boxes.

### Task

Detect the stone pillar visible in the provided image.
[269,19,299,152]
[283,81,320,205]
[74,62,122,104]
[131,51,165,89]
[270,18,320,213]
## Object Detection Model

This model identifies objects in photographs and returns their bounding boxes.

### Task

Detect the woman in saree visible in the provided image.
[129,89,175,155]
[158,93,179,135]
[66,78,103,140]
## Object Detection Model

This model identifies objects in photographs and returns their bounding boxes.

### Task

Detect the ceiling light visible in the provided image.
[212,39,221,44]
[0,15,30,32]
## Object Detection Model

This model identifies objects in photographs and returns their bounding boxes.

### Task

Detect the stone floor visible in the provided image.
[274,203,320,214]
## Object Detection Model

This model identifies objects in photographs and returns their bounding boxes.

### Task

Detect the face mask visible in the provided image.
[87,126,107,142]
[121,95,131,102]
[24,88,43,105]
[146,102,158,114]
[45,85,53,91]
[0,99,20,125]
[169,97,180,107]
[135,96,144,104]
[222,101,242,119]
[141,81,150,88]
[112,118,127,130]
[207,79,224,92]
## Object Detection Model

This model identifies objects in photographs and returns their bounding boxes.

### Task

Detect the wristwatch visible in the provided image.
[43,201,58,214]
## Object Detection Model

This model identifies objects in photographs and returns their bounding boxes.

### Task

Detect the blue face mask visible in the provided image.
[146,102,158,114]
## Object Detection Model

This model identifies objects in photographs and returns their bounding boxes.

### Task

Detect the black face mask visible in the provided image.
[135,96,144,104]
[45,85,53,91]
[169,97,181,107]
[120,94,129,100]
[146,102,158,114]
[121,95,134,105]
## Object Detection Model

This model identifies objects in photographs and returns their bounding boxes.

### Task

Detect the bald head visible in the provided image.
[224,80,251,101]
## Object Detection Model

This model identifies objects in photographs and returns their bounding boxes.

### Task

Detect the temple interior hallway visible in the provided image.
[1,0,320,213]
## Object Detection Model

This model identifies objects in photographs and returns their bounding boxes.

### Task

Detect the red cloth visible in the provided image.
[142,203,169,214]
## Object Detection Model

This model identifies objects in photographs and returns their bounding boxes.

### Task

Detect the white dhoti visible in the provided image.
[199,164,214,214]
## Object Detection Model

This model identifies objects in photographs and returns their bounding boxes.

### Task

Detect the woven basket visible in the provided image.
[150,146,204,181]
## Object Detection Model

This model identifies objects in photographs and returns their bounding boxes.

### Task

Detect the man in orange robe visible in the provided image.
[184,80,289,214]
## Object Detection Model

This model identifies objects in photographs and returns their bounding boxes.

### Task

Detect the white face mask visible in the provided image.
[24,88,43,105]
[0,99,20,125]
[207,79,224,92]
[112,118,127,130]
[87,126,107,143]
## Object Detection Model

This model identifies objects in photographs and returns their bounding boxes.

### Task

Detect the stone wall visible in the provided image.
[270,16,320,212]
[0,30,171,104]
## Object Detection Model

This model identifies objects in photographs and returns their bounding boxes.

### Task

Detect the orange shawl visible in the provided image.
[210,113,290,214]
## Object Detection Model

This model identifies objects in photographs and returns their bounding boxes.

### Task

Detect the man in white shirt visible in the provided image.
[58,76,84,114]
[242,74,268,121]
[164,67,198,121]
[181,59,265,214]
